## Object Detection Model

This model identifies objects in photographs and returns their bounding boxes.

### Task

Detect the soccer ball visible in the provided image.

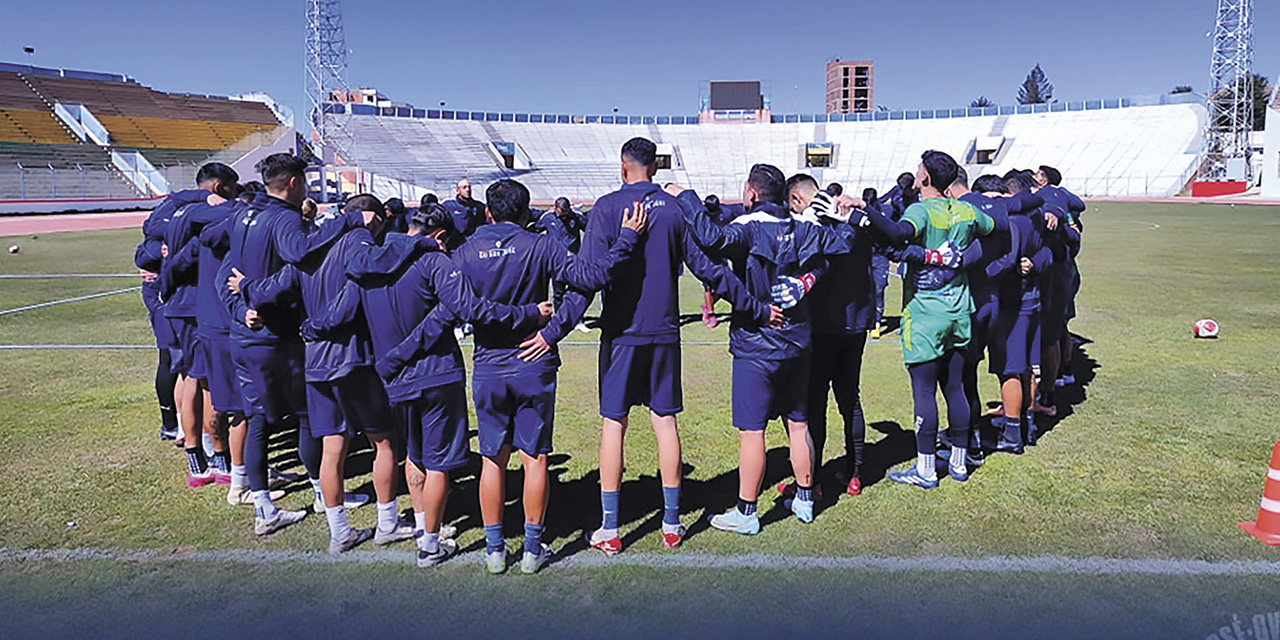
[7,244,17,254]
[1193,318,1219,339]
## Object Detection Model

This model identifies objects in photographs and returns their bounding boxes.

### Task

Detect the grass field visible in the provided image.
[1,202,1279,638]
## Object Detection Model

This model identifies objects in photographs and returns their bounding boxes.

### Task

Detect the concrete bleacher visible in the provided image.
[332,101,1206,201]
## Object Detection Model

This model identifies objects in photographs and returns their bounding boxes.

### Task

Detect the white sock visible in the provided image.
[201,433,215,459]
[421,531,439,554]
[950,446,968,472]
[414,511,427,533]
[662,521,683,534]
[376,501,397,533]
[325,505,351,542]
[231,464,248,488]
[251,490,278,520]
[917,453,937,481]
[310,478,324,504]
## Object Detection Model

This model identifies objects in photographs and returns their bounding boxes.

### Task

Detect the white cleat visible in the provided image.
[254,509,307,536]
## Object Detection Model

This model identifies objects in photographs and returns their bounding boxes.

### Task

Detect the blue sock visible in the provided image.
[523,522,544,554]
[661,485,680,526]
[601,490,619,530]
[483,523,503,554]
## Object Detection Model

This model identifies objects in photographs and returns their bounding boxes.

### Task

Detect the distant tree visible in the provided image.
[1017,64,1054,104]
[970,96,995,108]
[1171,85,1194,94]
[1209,73,1273,131]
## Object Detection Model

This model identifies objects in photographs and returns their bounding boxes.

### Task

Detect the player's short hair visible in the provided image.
[747,163,786,204]
[486,179,531,223]
[384,197,407,219]
[343,193,385,219]
[897,172,915,191]
[420,192,439,207]
[972,175,1008,194]
[862,187,878,207]
[621,137,657,168]
[411,202,454,234]
[785,173,819,200]
[921,150,959,191]
[1039,165,1062,186]
[826,182,844,197]
[953,166,969,189]
[196,162,238,187]
[1005,172,1037,194]
[555,197,571,213]
[237,181,264,202]
[256,153,307,191]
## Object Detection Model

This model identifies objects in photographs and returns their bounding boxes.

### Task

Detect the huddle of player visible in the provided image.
[134,137,1083,571]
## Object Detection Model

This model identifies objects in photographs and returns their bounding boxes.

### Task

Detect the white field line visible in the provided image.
[0,273,139,278]
[0,339,904,350]
[2,547,1278,576]
[0,286,140,317]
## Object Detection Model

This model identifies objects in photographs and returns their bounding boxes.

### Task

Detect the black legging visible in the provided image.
[908,350,969,456]
[155,348,178,432]
[807,332,868,478]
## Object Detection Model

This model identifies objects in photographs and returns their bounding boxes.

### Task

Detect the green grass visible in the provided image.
[1,204,1279,562]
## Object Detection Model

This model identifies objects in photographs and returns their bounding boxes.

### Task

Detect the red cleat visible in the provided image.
[588,528,622,556]
[662,524,686,549]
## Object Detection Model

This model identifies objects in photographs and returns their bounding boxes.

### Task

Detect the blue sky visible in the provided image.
[5,0,1277,125]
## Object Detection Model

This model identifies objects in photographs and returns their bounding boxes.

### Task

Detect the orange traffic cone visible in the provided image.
[1238,441,1280,545]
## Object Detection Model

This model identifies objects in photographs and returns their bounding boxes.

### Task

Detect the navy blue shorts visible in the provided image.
[145,288,172,348]
[400,382,470,472]
[166,317,202,378]
[203,334,242,414]
[473,372,556,457]
[990,306,1038,377]
[732,356,810,431]
[597,338,682,420]
[968,298,997,363]
[307,367,395,438]
[232,341,306,422]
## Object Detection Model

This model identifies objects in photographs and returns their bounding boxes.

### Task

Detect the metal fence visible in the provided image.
[0,163,198,201]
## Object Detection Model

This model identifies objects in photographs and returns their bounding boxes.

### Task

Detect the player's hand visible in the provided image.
[1019,257,1033,276]
[207,193,227,206]
[227,268,245,295]
[621,201,648,233]
[361,209,378,226]
[518,331,552,362]
[138,267,158,283]
[770,273,815,310]
[1044,212,1059,231]
[244,309,262,330]
[160,243,169,258]
[767,305,786,329]
[923,241,960,268]
[536,301,553,326]
[663,183,684,197]
[299,319,320,341]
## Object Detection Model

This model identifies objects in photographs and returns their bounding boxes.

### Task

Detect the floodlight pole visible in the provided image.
[1204,0,1254,182]
[306,0,349,201]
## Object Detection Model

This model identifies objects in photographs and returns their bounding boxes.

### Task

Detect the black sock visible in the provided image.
[185,447,208,475]
[736,498,757,516]
[796,484,813,502]
[211,451,231,474]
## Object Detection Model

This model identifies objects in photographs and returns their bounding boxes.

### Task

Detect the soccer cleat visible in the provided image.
[268,467,302,489]
[174,435,185,449]
[374,521,416,546]
[886,466,939,489]
[574,322,591,334]
[210,468,232,486]
[159,426,179,441]
[186,470,216,488]
[314,493,371,514]
[845,476,862,496]
[709,507,760,535]
[588,528,622,556]
[226,486,285,506]
[949,465,970,483]
[254,508,307,536]
[661,523,686,549]
[520,543,553,574]
[329,527,374,555]
[416,539,458,568]
[870,326,881,339]
[485,550,507,575]
[787,497,815,524]
[994,439,1025,455]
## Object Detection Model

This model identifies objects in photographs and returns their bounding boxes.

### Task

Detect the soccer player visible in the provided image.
[859,151,994,488]
[160,163,240,487]
[677,164,859,533]
[351,202,550,568]
[457,179,647,574]
[443,178,486,245]
[783,174,876,497]
[1027,171,1082,422]
[1033,165,1086,393]
[219,153,373,536]
[233,194,419,554]
[564,137,779,554]
[870,172,919,334]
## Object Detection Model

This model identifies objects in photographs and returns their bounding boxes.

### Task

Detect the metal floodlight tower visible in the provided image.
[306,0,349,157]
[1204,0,1254,181]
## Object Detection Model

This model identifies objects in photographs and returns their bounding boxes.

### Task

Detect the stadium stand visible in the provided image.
[328,98,1206,201]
